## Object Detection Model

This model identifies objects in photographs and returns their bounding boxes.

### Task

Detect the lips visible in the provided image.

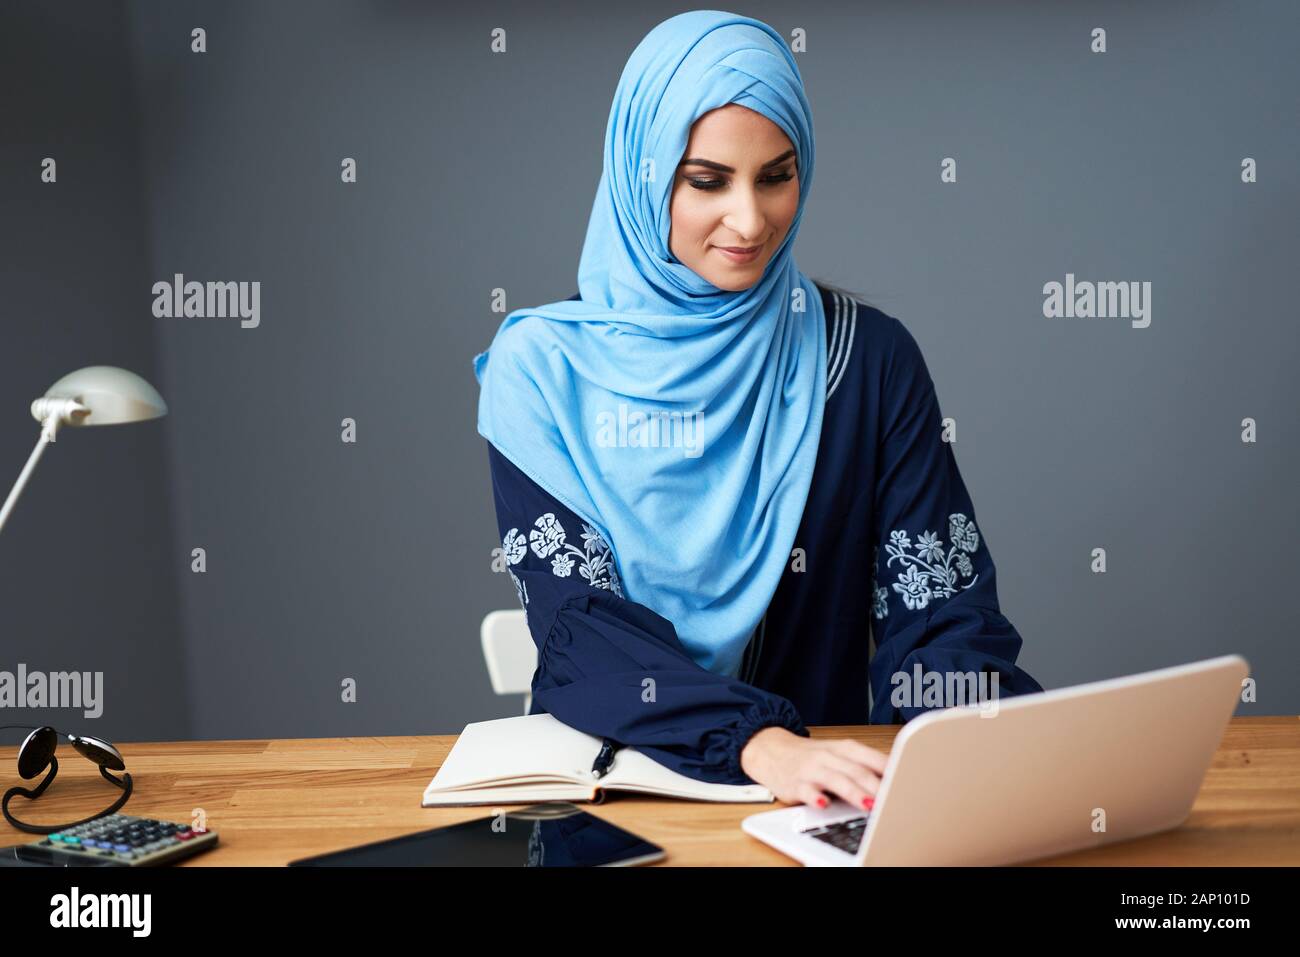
[714,242,764,264]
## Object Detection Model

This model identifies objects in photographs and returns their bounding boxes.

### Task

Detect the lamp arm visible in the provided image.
[0,431,53,536]
[0,398,86,537]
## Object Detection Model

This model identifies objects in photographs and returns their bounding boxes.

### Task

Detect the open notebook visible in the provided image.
[422,713,774,806]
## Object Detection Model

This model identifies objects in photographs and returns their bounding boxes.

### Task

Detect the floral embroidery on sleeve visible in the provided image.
[576,522,622,596]
[507,569,528,611]
[502,528,527,565]
[501,527,531,615]
[528,514,566,559]
[870,545,889,619]
[502,513,624,599]
[872,513,981,618]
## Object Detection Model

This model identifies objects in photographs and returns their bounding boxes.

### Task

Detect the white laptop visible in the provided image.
[742,654,1249,866]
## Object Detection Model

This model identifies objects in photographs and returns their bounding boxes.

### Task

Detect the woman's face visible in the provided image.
[669,104,800,292]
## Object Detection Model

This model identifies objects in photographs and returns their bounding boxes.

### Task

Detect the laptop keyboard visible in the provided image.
[801,815,870,854]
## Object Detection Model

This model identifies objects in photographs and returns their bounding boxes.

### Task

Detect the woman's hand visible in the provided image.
[739,726,888,810]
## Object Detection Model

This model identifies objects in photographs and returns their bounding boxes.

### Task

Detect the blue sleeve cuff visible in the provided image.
[720,695,810,785]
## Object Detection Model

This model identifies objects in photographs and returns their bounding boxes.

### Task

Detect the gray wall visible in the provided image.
[2,0,1295,749]
[0,2,191,742]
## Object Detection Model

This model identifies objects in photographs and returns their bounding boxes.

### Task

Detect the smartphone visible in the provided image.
[287,803,665,867]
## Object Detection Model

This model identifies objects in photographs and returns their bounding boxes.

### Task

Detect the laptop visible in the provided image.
[742,654,1249,866]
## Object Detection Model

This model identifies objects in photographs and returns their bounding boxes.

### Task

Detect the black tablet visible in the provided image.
[287,803,665,867]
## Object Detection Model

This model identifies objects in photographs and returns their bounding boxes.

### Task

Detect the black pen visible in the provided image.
[591,737,623,779]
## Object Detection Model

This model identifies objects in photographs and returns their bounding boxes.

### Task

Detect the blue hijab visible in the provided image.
[473,10,826,678]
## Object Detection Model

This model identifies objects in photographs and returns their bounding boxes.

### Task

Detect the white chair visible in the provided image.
[480,609,538,714]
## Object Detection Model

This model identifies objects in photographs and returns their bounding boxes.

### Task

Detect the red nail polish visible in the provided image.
[816,796,828,808]
[862,797,874,809]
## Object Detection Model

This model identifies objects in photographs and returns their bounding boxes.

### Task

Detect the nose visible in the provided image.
[721,187,766,245]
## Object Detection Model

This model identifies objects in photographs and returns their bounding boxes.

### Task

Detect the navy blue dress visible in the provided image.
[486,283,1044,786]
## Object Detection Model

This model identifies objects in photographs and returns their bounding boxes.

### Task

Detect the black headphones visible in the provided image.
[1,725,133,834]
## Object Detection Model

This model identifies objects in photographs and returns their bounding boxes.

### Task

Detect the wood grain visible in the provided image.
[1,717,1295,866]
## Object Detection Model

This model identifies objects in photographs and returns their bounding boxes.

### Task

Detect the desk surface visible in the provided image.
[2,717,1296,866]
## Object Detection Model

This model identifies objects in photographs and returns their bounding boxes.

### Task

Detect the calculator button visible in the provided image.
[176,831,194,841]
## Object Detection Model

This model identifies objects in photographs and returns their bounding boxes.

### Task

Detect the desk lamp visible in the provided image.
[0,366,167,831]
[0,365,168,534]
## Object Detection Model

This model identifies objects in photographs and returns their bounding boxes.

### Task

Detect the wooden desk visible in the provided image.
[2,717,1296,866]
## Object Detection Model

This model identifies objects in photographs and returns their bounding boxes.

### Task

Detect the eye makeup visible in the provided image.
[685,168,795,191]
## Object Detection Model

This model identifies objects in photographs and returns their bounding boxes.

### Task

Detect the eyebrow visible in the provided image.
[678,149,796,173]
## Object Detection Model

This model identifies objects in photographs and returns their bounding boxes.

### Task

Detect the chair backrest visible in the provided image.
[480,609,537,714]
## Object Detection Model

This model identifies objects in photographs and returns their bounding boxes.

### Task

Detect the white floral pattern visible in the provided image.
[502,528,527,565]
[871,513,981,617]
[507,569,528,623]
[502,512,624,603]
[870,544,889,619]
[528,514,566,558]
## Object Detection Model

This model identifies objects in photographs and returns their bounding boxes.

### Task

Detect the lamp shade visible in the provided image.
[39,366,168,427]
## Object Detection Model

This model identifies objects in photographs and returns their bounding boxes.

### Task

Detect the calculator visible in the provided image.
[0,814,219,867]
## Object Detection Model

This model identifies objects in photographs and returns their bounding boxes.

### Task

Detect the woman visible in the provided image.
[473,10,1043,811]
